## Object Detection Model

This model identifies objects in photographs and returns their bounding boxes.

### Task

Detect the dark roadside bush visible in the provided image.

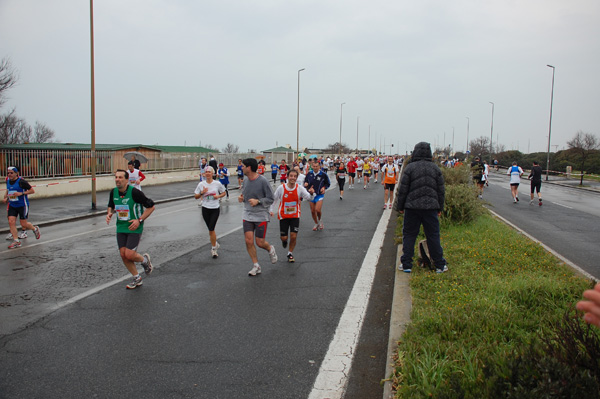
[440,165,486,226]
[482,308,600,399]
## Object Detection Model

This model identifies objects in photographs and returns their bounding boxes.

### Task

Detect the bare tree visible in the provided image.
[0,58,18,109]
[0,108,32,144]
[222,142,239,153]
[469,136,491,160]
[567,130,600,185]
[325,141,351,154]
[34,121,56,143]
[203,143,220,152]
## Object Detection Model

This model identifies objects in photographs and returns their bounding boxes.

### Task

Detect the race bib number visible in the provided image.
[338,173,346,178]
[284,202,297,215]
[115,204,130,221]
[7,190,18,202]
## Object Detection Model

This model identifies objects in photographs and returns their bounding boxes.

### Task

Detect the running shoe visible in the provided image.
[363,186,366,189]
[516,197,519,202]
[141,253,153,274]
[340,196,343,200]
[539,199,543,206]
[269,245,278,263]
[313,224,319,231]
[287,253,295,263]
[383,204,387,209]
[529,199,534,205]
[248,264,261,276]
[398,264,411,273]
[126,275,143,289]
[34,226,40,240]
[8,240,21,249]
[282,239,288,249]
[318,222,324,230]
[436,265,449,274]
[19,230,28,239]
[211,248,219,258]
[513,198,517,203]
[5,233,13,240]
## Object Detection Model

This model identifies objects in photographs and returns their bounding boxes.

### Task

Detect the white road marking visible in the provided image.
[308,206,392,399]
[551,202,573,209]
[46,225,243,314]
[488,209,597,281]
[0,204,200,255]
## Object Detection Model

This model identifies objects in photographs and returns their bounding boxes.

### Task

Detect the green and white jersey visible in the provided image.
[112,186,145,234]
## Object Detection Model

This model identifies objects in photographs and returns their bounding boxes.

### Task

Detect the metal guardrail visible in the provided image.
[0,149,262,179]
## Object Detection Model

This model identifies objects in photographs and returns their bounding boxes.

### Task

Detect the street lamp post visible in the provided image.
[465,117,470,155]
[356,116,359,154]
[546,65,555,181]
[489,102,494,164]
[296,68,305,156]
[89,0,97,210]
[339,102,345,156]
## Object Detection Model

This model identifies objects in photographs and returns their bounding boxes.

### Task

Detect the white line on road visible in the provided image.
[488,209,597,281]
[308,207,392,399]
[0,204,200,255]
[46,225,243,316]
[551,202,574,209]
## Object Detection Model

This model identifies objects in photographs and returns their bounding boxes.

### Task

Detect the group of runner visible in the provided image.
[470,157,543,205]
[4,153,400,289]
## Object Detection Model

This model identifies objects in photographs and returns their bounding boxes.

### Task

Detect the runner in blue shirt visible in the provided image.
[271,162,279,184]
[304,158,331,231]
[217,163,230,200]
[236,159,244,190]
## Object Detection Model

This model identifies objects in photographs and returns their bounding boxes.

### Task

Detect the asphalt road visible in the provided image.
[482,171,600,279]
[0,178,397,399]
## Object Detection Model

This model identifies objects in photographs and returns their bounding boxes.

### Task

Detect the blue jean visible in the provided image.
[400,208,446,269]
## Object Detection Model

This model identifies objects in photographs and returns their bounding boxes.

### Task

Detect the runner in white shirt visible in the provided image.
[194,167,227,258]
[506,161,524,203]
[127,162,145,191]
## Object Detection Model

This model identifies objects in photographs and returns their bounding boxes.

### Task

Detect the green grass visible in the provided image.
[392,212,593,398]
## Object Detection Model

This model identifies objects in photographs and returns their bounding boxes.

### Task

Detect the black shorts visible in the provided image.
[279,218,300,236]
[531,181,542,193]
[510,183,520,187]
[243,220,268,239]
[363,172,371,177]
[202,207,220,231]
[384,183,396,191]
[348,172,356,178]
[7,205,28,220]
[117,232,142,250]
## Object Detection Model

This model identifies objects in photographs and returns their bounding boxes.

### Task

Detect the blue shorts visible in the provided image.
[310,194,325,203]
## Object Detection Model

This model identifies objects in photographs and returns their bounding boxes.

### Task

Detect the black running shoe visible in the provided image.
[287,253,295,263]
[282,240,288,249]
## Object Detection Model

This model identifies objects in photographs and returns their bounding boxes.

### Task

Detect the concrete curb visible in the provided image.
[382,244,411,399]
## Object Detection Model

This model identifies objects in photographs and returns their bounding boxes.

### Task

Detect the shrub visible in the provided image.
[441,164,472,185]
[440,183,485,226]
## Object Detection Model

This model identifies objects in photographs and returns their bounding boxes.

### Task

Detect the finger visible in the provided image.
[583,313,600,327]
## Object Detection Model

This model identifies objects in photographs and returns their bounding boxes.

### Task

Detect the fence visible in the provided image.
[0,149,261,179]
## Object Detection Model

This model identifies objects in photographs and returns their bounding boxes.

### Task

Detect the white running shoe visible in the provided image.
[5,233,13,241]
[383,204,387,209]
[269,245,278,263]
[318,222,324,230]
[18,231,28,239]
[248,264,262,276]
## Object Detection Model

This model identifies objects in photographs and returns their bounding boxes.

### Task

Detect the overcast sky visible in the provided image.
[1,0,599,154]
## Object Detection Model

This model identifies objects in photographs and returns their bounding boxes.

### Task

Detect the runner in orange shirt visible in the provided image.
[381,155,400,209]
[270,169,312,262]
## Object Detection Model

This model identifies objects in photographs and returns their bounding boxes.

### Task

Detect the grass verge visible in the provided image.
[392,211,595,398]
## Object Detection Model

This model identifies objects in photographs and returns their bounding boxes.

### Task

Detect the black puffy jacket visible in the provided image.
[395,142,445,211]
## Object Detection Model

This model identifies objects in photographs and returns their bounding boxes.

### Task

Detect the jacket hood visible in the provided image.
[411,142,433,161]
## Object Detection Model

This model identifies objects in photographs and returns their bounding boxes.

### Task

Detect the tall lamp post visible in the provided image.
[90,0,97,210]
[356,116,359,154]
[339,102,345,156]
[546,64,555,181]
[465,116,470,155]
[296,68,305,156]
[489,102,494,164]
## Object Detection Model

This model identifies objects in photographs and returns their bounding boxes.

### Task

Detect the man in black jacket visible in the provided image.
[395,142,448,273]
